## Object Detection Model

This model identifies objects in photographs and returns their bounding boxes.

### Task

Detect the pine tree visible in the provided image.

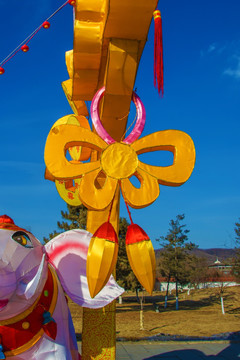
[58,204,87,231]
[235,219,240,242]
[43,204,87,243]
[233,218,240,281]
[156,214,197,309]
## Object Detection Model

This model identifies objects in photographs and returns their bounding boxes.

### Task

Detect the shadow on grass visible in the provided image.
[144,341,240,360]
[227,307,240,314]
[116,293,221,313]
[175,294,219,310]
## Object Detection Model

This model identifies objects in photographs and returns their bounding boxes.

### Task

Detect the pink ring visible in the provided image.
[90,86,146,144]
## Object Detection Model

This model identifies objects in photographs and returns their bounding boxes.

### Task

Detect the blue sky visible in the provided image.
[0,0,239,249]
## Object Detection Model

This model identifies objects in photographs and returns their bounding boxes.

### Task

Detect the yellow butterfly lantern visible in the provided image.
[44,87,195,297]
[45,112,91,206]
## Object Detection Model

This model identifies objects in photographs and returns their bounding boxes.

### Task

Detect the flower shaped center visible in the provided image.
[101,143,138,179]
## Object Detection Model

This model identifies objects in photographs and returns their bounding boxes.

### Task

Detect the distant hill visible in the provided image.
[155,248,236,264]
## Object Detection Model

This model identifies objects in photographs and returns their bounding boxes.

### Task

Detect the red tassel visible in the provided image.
[153,9,164,96]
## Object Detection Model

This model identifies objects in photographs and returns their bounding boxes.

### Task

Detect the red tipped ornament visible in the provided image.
[87,221,119,298]
[21,44,29,52]
[68,0,76,5]
[0,67,5,75]
[126,223,156,295]
[42,21,50,29]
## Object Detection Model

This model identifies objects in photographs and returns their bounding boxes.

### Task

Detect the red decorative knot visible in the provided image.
[68,0,76,5]
[42,21,50,29]
[0,67,5,75]
[21,44,29,52]
[0,215,15,225]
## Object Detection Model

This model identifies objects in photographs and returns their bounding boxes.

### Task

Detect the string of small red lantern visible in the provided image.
[0,0,76,75]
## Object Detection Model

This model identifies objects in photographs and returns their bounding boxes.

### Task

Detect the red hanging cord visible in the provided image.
[0,0,74,73]
[124,201,134,225]
[153,9,164,96]
[107,200,114,222]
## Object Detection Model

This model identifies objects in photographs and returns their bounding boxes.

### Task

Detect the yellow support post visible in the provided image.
[82,193,120,359]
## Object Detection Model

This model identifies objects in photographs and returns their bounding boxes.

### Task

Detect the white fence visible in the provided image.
[155,281,239,293]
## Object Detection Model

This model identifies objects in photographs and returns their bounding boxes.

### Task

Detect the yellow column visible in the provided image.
[82,192,120,359]
[82,301,116,359]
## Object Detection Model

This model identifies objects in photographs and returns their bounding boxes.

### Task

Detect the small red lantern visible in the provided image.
[21,44,29,52]
[68,0,76,5]
[42,21,50,29]
[0,67,5,75]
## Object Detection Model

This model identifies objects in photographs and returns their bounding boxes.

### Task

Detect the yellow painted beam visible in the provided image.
[62,0,157,101]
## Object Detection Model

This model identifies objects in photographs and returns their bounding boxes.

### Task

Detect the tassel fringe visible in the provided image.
[153,9,164,96]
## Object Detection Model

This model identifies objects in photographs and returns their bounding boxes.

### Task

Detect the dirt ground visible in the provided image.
[69,285,240,339]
